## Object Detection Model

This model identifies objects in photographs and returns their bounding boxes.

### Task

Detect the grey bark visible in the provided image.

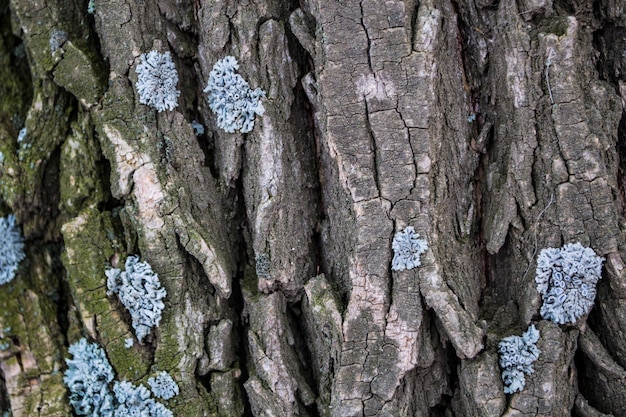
[0,0,625,416]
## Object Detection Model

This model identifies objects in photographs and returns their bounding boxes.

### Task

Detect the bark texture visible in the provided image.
[0,0,625,416]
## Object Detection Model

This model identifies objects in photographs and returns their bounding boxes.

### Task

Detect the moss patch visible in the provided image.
[53,41,104,105]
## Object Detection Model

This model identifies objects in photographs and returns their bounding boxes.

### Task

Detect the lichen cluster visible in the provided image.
[0,214,26,285]
[204,56,265,133]
[64,339,178,416]
[498,325,540,394]
[535,242,604,324]
[391,226,428,271]
[135,51,180,112]
[148,371,179,400]
[106,256,166,342]
[63,338,115,416]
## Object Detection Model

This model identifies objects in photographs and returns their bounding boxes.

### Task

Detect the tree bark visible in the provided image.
[0,0,625,416]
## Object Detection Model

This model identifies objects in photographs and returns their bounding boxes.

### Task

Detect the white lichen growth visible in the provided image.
[191,120,205,136]
[49,29,67,53]
[204,56,265,133]
[147,371,179,400]
[0,215,26,285]
[135,51,180,112]
[63,338,115,416]
[535,242,604,324]
[255,253,270,280]
[17,127,26,143]
[106,256,166,342]
[391,226,428,271]
[113,381,173,417]
[498,325,541,394]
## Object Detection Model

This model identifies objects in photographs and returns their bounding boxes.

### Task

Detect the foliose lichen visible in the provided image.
[204,56,265,133]
[498,324,541,394]
[255,253,270,280]
[135,51,180,112]
[64,339,174,416]
[113,381,173,417]
[391,226,428,271]
[0,214,26,285]
[63,338,115,416]
[535,242,604,324]
[191,120,205,136]
[49,29,67,53]
[17,127,26,143]
[106,256,167,342]
[147,371,179,400]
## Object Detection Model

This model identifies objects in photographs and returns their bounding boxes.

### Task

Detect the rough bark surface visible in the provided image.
[0,0,625,416]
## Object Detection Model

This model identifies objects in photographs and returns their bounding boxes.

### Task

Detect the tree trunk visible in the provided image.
[0,0,625,416]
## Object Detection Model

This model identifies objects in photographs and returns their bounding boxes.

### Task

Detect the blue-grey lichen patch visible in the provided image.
[113,381,173,416]
[255,254,270,280]
[135,51,180,112]
[106,256,167,342]
[0,214,26,285]
[147,371,179,400]
[498,325,540,394]
[49,29,67,54]
[17,127,26,143]
[204,56,265,133]
[191,120,204,136]
[535,242,604,324]
[391,226,428,271]
[63,338,115,416]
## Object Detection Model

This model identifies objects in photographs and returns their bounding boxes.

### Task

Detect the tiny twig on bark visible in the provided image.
[545,48,556,105]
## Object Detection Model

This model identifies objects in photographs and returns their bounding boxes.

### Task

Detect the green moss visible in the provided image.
[53,41,104,105]
[20,372,69,416]
[544,17,569,37]
[60,112,106,216]
[0,267,68,415]
[242,261,260,298]
[35,373,72,416]
[211,370,245,417]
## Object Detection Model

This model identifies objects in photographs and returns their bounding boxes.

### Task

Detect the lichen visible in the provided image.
[113,381,173,417]
[106,255,167,343]
[0,214,26,285]
[498,325,540,394]
[535,242,604,324]
[147,371,179,400]
[135,51,180,112]
[391,226,428,271]
[204,56,265,133]
[63,338,115,416]
[255,254,270,280]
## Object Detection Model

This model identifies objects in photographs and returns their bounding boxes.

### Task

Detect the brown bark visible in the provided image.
[0,0,625,416]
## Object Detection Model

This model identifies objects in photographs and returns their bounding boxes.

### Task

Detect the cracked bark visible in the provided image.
[0,0,626,416]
